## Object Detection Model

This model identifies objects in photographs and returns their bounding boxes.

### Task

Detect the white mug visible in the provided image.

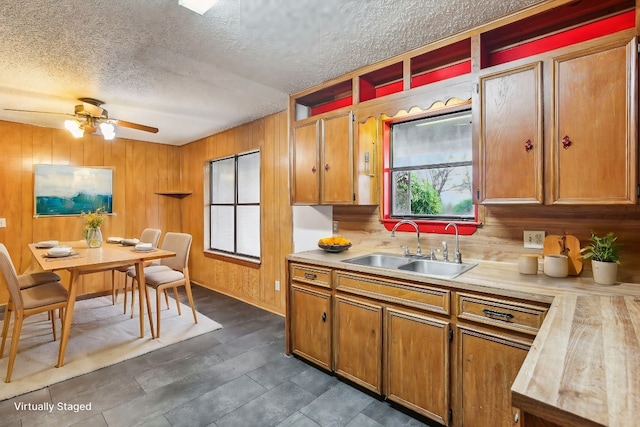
[518,254,539,275]
[544,254,568,278]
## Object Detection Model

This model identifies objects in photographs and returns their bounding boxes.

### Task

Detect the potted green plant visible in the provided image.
[581,231,620,285]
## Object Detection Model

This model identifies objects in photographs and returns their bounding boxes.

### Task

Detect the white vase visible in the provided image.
[85,227,103,248]
[591,259,618,285]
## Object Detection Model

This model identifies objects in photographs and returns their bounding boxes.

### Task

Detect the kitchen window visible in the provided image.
[208,150,260,261]
[382,107,477,233]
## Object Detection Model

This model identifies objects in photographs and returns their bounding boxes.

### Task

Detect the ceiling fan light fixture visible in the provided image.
[64,119,84,138]
[99,122,116,140]
[179,0,219,15]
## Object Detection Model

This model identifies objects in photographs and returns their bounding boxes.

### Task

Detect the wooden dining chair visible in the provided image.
[0,243,69,383]
[136,232,197,338]
[111,228,161,311]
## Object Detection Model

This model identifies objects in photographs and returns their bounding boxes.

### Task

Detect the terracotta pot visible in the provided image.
[591,259,618,285]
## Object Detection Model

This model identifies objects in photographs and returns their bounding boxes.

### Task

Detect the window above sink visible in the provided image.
[381,100,480,236]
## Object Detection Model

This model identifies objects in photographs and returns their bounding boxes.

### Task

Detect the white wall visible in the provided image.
[292,206,332,252]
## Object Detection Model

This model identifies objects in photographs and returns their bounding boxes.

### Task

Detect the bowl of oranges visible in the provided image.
[318,236,352,253]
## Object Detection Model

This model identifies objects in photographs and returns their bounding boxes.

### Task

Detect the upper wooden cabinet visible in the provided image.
[289,0,636,207]
[551,37,638,204]
[478,35,638,206]
[478,62,543,204]
[291,111,354,205]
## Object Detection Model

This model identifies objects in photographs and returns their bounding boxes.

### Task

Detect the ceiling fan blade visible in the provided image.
[4,108,75,117]
[113,119,159,133]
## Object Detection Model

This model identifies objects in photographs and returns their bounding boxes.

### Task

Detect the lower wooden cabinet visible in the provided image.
[286,261,549,427]
[386,307,451,425]
[290,283,332,371]
[456,326,532,427]
[334,294,383,393]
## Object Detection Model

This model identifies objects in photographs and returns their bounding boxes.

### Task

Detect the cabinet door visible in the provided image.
[478,62,543,204]
[457,326,531,427]
[386,307,451,426]
[334,294,383,393]
[552,37,637,204]
[355,115,379,205]
[291,121,320,204]
[290,284,332,370]
[321,111,354,204]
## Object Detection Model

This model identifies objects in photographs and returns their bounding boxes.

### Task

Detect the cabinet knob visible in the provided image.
[524,139,533,153]
[311,166,317,173]
[513,409,520,424]
[322,312,327,322]
[324,164,330,171]
[562,135,572,149]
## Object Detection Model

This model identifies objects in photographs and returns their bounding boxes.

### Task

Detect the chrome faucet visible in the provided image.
[391,220,422,256]
[445,222,461,263]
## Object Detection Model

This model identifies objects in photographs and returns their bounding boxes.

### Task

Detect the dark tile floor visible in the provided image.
[0,285,437,427]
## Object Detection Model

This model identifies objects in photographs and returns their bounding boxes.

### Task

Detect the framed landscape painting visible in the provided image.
[34,165,113,216]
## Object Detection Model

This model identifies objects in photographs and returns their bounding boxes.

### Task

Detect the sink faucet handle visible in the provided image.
[442,241,448,262]
[400,245,410,256]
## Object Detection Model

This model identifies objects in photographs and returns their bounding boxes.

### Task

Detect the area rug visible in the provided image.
[0,293,222,401]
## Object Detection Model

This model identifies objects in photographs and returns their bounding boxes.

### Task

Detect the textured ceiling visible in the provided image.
[0,0,544,145]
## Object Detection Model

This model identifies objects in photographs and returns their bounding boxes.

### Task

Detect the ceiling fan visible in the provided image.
[4,97,159,140]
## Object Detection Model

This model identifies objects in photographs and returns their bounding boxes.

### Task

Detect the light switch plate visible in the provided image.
[0,218,6,228]
[332,221,339,235]
[524,230,545,248]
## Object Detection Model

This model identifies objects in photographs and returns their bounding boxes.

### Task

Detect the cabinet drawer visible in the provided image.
[335,271,450,316]
[456,292,548,335]
[290,263,332,288]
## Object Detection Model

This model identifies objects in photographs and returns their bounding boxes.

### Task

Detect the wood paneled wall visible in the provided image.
[334,204,640,285]
[0,112,292,315]
[178,111,292,315]
[0,119,182,302]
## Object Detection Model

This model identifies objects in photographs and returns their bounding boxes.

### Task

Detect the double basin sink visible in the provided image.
[341,252,477,279]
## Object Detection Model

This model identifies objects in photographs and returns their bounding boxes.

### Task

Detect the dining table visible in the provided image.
[28,240,176,367]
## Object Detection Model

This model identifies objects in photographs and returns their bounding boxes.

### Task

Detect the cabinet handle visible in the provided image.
[483,308,515,322]
[562,135,572,149]
[324,164,330,171]
[514,410,520,424]
[524,139,533,153]
[303,272,317,280]
[311,166,317,173]
[322,312,327,322]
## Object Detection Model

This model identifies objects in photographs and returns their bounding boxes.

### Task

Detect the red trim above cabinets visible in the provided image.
[411,60,471,88]
[310,96,353,116]
[484,10,635,68]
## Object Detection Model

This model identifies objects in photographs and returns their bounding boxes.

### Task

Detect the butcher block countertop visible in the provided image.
[287,249,640,426]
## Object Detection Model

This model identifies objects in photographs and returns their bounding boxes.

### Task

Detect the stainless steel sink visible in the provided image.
[397,259,477,278]
[341,253,411,269]
[341,253,477,279]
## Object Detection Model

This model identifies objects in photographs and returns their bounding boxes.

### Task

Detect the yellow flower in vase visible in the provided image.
[81,207,107,247]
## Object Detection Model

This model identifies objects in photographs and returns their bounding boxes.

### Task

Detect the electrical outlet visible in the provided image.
[332,221,339,235]
[0,218,6,228]
[275,280,280,291]
[524,230,545,249]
